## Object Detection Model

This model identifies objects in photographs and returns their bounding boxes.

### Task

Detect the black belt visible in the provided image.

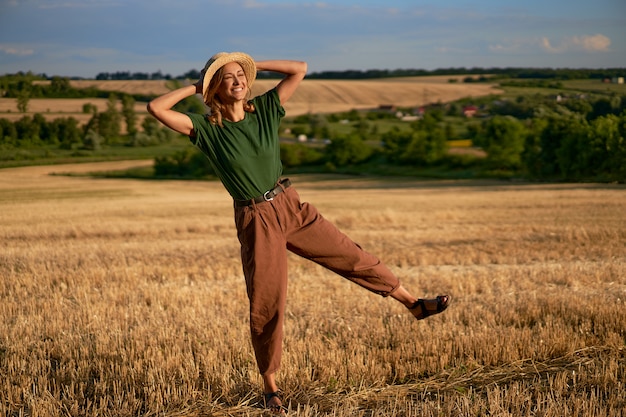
[234,179,291,207]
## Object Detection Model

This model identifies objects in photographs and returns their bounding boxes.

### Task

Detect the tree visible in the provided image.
[324,133,372,166]
[89,94,122,143]
[140,116,176,144]
[521,117,548,178]
[382,127,412,163]
[82,103,97,114]
[280,143,323,168]
[154,148,215,178]
[474,115,527,169]
[49,76,71,96]
[353,119,371,140]
[491,98,535,119]
[402,113,448,165]
[121,94,137,136]
[588,113,626,181]
[529,115,579,178]
[588,96,621,121]
[554,117,591,180]
[56,118,81,149]
[82,129,103,151]
[142,116,161,137]
[520,111,625,181]
[16,90,30,113]
[0,118,18,146]
[32,113,50,143]
[564,98,593,117]
[14,116,40,145]
[610,111,626,181]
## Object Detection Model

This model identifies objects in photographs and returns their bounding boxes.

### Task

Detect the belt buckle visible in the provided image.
[263,190,274,201]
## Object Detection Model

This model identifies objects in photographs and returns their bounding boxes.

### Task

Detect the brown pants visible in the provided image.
[234,181,400,375]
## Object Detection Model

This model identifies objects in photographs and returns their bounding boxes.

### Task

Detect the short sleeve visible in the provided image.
[186,112,211,146]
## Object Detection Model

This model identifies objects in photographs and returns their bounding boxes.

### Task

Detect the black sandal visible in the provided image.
[264,391,287,415]
[409,295,450,320]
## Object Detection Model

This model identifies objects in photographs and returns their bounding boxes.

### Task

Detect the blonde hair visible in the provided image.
[203,66,255,127]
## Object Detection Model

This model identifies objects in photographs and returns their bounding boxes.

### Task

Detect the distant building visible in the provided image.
[378,104,396,112]
[463,105,478,118]
[612,77,624,84]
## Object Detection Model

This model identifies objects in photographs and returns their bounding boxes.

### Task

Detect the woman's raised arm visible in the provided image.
[146,83,199,136]
[255,60,307,105]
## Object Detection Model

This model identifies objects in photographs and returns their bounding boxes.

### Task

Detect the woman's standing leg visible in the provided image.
[235,202,291,414]
[235,203,289,378]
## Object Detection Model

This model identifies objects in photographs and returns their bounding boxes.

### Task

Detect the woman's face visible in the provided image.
[216,62,248,103]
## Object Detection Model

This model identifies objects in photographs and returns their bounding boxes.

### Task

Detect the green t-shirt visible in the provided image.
[187,88,285,200]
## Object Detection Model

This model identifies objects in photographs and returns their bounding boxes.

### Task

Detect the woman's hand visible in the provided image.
[194,78,203,95]
[194,69,206,95]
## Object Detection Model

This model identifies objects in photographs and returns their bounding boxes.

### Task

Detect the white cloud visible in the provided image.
[488,34,612,56]
[541,34,611,53]
[436,45,471,54]
[0,45,34,56]
[488,41,526,54]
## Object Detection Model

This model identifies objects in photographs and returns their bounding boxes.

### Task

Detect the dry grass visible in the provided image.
[1,162,624,417]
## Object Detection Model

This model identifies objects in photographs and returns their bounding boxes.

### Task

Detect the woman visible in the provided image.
[147,52,450,415]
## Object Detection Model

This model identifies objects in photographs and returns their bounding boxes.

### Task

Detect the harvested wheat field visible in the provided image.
[0,76,499,127]
[252,77,499,116]
[66,76,498,116]
[1,162,624,416]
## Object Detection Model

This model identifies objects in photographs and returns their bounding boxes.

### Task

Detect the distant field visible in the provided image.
[1,162,624,416]
[0,76,501,126]
[253,77,500,116]
[498,78,626,100]
[562,79,626,94]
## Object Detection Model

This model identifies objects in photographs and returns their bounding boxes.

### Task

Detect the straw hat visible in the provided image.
[201,52,256,100]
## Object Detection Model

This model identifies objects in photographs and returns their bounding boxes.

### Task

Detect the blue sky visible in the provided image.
[0,0,624,78]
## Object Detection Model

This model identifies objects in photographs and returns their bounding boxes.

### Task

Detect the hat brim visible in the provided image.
[202,52,257,100]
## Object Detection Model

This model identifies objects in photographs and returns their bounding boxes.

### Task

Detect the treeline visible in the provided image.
[94,69,203,81]
[287,96,626,182]
[4,67,624,83]
[0,74,158,103]
[1,72,624,182]
[154,92,626,183]
[0,75,207,118]
[1,73,89,97]
[154,113,626,183]
[92,67,626,81]
[0,94,177,155]
[95,70,173,81]
[306,67,626,81]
